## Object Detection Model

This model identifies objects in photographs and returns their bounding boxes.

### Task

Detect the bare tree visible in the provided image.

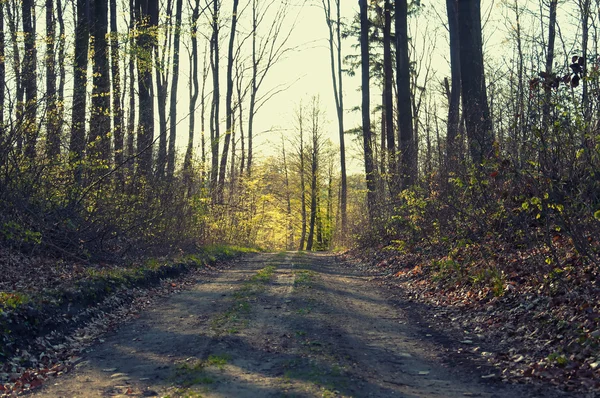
[167,0,184,180]
[247,0,296,176]
[217,0,241,203]
[306,97,323,251]
[321,0,348,234]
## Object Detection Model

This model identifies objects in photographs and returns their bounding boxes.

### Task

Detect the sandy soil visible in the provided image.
[29,252,569,397]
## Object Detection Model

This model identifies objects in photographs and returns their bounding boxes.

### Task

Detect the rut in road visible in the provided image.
[32,252,545,397]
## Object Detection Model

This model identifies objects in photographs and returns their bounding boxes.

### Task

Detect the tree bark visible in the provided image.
[184,0,200,178]
[298,104,307,251]
[210,0,220,200]
[135,0,157,178]
[217,0,240,202]
[70,0,90,183]
[0,2,5,147]
[359,0,377,221]
[45,0,60,159]
[22,0,38,159]
[306,100,320,251]
[110,0,124,183]
[90,0,111,165]
[322,0,347,236]
[167,0,184,179]
[383,0,395,194]
[396,0,416,187]
[457,0,494,165]
[445,0,461,170]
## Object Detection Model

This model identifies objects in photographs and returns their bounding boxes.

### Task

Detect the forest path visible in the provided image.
[31,252,545,398]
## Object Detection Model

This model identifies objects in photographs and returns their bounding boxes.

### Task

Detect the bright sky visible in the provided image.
[168,0,582,174]
[171,0,364,172]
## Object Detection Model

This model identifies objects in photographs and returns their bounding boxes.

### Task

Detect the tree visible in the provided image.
[89,0,111,166]
[0,1,5,148]
[359,0,377,221]
[45,0,60,159]
[247,0,295,176]
[296,103,307,250]
[209,0,221,199]
[167,0,184,180]
[445,0,461,170]
[322,0,348,235]
[306,97,323,251]
[183,0,202,180]
[396,0,416,187]
[135,0,158,178]
[382,0,395,193]
[217,0,240,203]
[457,0,493,165]
[110,0,124,183]
[21,0,37,159]
[541,0,557,133]
[70,0,90,183]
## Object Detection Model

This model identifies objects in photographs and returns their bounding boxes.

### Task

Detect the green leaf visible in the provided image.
[594,210,600,220]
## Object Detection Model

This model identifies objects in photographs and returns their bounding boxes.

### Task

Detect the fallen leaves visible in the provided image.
[345,236,600,394]
[0,248,240,397]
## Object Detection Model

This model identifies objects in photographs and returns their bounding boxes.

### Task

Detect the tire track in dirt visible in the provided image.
[30,252,561,397]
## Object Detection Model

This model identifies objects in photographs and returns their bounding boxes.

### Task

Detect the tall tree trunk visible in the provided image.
[89,0,111,166]
[167,0,183,179]
[579,0,590,119]
[512,0,524,165]
[56,0,66,155]
[322,0,347,236]
[541,0,557,131]
[446,0,461,170]
[22,0,38,159]
[184,0,200,177]
[306,102,320,251]
[135,0,157,178]
[281,137,294,250]
[110,0,124,182]
[359,0,376,221]
[0,2,5,147]
[70,0,90,183]
[126,0,136,174]
[45,0,60,159]
[217,0,240,202]
[383,0,395,194]
[154,0,172,181]
[396,0,415,187]
[457,0,493,165]
[298,104,307,251]
[247,0,257,177]
[209,0,220,200]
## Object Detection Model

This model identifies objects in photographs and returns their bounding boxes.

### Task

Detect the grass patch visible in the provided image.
[211,264,277,334]
[293,270,316,287]
[207,354,231,369]
[173,361,214,388]
[251,265,276,283]
[0,245,253,362]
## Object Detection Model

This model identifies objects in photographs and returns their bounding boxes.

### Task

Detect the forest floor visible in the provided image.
[19,252,573,397]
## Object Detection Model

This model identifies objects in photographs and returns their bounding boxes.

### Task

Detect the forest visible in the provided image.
[1,0,600,396]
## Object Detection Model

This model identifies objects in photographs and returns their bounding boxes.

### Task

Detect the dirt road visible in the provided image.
[31,252,557,397]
